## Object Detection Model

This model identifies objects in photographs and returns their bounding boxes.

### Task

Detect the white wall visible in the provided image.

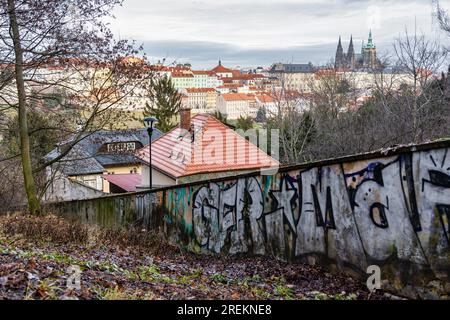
[140,165,176,188]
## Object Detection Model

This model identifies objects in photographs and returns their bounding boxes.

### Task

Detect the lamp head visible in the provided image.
[144,116,158,128]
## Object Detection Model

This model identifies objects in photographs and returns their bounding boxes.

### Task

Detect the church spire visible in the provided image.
[365,30,375,49]
[347,35,355,69]
[337,36,343,50]
[348,35,354,54]
[335,36,344,69]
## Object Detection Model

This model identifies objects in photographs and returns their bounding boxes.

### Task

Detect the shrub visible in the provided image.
[0,213,89,244]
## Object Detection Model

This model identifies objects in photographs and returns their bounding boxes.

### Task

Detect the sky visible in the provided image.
[108,0,450,69]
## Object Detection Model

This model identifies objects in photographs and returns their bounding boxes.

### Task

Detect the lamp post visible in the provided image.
[144,117,157,190]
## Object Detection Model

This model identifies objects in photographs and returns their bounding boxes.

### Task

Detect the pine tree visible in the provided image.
[144,76,182,132]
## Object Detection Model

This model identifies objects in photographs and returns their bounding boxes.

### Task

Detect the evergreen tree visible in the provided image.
[236,116,254,131]
[144,76,182,132]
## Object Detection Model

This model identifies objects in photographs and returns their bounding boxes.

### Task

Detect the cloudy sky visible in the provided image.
[108,0,450,68]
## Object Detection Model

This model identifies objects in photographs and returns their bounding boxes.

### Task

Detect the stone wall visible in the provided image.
[50,140,450,299]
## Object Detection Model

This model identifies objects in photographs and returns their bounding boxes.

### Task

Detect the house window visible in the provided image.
[84,179,97,188]
[106,142,136,153]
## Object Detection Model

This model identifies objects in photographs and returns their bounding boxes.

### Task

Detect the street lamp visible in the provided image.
[144,116,158,190]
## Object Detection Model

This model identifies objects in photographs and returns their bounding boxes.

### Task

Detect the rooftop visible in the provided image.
[211,61,234,74]
[220,93,255,101]
[269,63,315,74]
[136,114,278,178]
[46,128,163,176]
[185,88,217,93]
[102,174,141,192]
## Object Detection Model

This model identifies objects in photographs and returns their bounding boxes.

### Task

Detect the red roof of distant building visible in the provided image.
[315,69,337,79]
[192,70,214,76]
[185,88,217,93]
[220,93,255,101]
[102,174,141,192]
[218,83,243,89]
[211,63,233,74]
[256,94,275,103]
[172,71,194,78]
[136,114,278,178]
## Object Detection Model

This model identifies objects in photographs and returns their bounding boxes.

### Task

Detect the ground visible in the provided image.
[0,214,388,300]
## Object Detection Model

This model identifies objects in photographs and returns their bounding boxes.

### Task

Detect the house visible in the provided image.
[44,128,162,201]
[135,109,278,188]
[179,87,218,114]
[269,63,315,92]
[216,93,258,119]
[210,60,234,78]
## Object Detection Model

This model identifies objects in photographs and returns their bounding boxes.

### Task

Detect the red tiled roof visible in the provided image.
[218,83,243,89]
[102,174,141,192]
[172,71,194,78]
[185,88,217,93]
[256,94,275,103]
[231,70,242,77]
[211,64,233,73]
[136,114,278,178]
[192,70,214,75]
[220,93,255,101]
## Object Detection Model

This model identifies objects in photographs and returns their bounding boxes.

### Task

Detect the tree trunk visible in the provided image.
[7,0,41,215]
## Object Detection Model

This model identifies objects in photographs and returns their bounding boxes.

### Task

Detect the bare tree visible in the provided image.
[265,71,315,164]
[0,0,151,214]
[434,0,450,40]
[391,27,447,142]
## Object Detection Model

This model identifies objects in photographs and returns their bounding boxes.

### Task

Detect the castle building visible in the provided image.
[335,31,379,70]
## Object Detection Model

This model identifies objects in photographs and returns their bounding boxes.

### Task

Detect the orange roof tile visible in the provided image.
[136,114,278,178]
[218,83,243,89]
[211,64,233,74]
[256,94,275,103]
[172,71,194,78]
[220,93,255,101]
[185,88,217,93]
[192,70,214,75]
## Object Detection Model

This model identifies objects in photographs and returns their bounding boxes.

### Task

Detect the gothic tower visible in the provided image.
[347,35,355,70]
[362,30,377,69]
[335,36,345,70]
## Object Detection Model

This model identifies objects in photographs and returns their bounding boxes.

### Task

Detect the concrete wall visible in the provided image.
[50,140,450,299]
[44,173,106,202]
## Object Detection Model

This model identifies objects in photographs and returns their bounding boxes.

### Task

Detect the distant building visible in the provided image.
[216,93,258,120]
[179,87,218,114]
[210,60,234,78]
[268,63,315,92]
[136,109,278,187]
[335,31,380,70]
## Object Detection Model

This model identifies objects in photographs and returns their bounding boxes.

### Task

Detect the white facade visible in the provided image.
[217,94,257,120]
[140,165,176,188]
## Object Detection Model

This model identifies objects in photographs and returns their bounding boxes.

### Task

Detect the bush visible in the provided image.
[0,213,89,244]
[96,227,165,251]
[0,213,170,253]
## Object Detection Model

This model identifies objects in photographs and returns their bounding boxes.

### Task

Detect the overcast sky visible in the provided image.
[108,0,450,69]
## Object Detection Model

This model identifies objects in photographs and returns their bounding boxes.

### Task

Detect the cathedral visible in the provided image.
[335,31,379,70]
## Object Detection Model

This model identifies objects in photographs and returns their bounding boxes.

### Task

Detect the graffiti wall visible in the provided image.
[162,145,450,298]
[50,142,450,298]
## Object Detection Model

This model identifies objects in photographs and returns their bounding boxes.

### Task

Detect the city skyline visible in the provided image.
[108,0,450,68]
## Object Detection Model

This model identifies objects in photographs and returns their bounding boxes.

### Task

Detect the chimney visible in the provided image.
[179,108,191,131]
